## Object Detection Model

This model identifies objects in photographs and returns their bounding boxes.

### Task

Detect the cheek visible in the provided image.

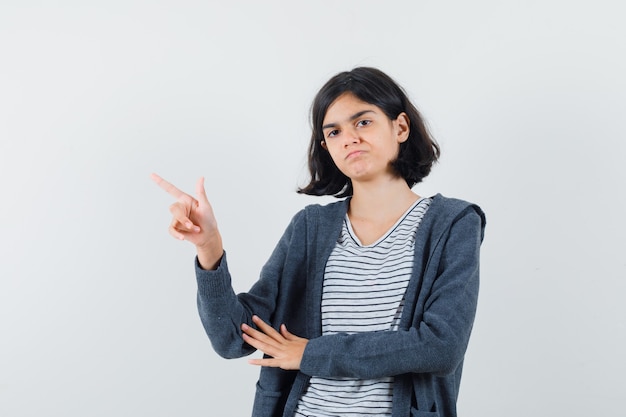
[324,149,353,175]
[383,141,402,159]
[326,149,342,167]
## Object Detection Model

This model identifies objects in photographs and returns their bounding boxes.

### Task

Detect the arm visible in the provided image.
[152,172,305,359]
[195,210,306,359]
[299,208,484,379]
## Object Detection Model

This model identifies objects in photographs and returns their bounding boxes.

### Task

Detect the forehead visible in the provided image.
[322,93,380,125]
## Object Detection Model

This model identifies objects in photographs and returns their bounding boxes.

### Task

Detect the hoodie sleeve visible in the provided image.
[195,209,307,359]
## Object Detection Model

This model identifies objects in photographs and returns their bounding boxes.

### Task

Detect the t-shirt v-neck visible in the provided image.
[345,197,426,247]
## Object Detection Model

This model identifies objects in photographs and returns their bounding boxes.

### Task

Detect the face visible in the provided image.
[321,93,409,184]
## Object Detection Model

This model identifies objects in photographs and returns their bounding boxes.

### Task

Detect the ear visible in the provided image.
[394,112,410,143]
[320,140,328,150]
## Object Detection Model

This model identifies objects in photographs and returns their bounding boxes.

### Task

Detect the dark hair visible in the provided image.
[298,67,440,197]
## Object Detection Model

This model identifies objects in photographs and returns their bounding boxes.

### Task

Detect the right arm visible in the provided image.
[151,173,305,359]
[195,210,305,358]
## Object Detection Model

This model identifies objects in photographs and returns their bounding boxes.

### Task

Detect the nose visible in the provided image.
[342,127,360,147]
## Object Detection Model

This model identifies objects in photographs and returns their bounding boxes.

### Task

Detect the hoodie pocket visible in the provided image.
[252,383,286,417]
[410,408,440,417]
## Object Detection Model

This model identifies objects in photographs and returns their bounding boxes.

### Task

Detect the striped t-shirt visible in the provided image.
[295,197,432,417]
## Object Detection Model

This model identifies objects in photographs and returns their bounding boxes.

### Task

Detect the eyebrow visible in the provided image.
[322,110,376,130]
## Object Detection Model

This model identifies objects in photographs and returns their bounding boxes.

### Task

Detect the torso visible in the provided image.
[294,197,433,417]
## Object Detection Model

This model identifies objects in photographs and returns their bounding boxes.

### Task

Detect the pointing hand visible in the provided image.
[151,173,223,270]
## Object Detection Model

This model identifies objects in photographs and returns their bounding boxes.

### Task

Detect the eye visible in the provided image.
[357,119,372,127]
[326,129,340,138]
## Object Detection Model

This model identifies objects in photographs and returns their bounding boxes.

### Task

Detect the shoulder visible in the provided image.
[291,198,349,225]
[306,198,349,215]
[426,194,487,240]
[277,199,348,238]
[430,194,485,220]
[272,199,348,258]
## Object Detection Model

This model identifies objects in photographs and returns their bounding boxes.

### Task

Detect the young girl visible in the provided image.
[152,67,486,417]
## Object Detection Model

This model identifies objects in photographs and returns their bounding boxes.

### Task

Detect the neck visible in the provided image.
[349,176,419,220]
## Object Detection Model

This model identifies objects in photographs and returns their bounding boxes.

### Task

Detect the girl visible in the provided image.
[152,67,486,417]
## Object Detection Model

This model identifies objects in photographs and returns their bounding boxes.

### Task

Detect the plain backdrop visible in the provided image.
[1,1,624,416]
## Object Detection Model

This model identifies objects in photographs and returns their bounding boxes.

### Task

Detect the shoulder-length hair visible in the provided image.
[298,67,440,198]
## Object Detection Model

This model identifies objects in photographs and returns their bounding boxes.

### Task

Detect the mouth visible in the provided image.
[345,150,364,160]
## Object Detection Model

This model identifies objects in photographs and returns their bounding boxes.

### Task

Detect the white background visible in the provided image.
[1,1,624,416]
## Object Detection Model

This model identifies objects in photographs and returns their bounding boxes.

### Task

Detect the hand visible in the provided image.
[242,315,308,370]
[151,173,223,269]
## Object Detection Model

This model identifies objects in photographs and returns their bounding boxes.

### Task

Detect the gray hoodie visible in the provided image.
[196,194,486,417]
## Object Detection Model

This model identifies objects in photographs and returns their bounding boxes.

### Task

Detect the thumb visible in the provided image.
[195,176,210,206]
[280,324,296,340]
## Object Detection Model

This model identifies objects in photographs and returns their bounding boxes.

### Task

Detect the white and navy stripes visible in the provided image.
[295,197,432,417]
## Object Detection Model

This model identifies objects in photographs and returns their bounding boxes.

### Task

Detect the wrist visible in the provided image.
[196,239,223,270]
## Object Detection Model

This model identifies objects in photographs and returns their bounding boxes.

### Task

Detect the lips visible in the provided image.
[345,150,365,159]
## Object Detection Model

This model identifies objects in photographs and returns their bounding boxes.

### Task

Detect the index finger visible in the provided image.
[151,173,185,199]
